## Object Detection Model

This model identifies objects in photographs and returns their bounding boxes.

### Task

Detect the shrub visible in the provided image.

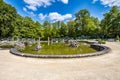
[98,39,106,44]
[0,45,14,48]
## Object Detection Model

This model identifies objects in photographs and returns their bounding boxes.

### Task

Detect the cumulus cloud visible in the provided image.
[38,12,72,21]
[48,12,72,21]
[23,0,69,11]
[29,12,36,16]
[92,0,98,3]
[38,13,47,20]
[26,5,37,11]
[23,7,27,12]
[93,0,120,7]
[60,0,68,4]
[23,0,55,11]
[23,7,36,16]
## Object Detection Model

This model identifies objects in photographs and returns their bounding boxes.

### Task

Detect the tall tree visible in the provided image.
[59,22,68,37]
[67,20,77,38]
[43,21,52,39]
[75,9,90,35]
[0,0,17,37]
[101,6,120,38]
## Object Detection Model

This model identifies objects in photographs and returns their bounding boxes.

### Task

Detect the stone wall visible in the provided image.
[90,44,104,51]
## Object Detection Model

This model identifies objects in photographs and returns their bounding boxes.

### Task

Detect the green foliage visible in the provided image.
[60,22,68,37]
[0,0,17,37]
[101,6,120,38]
[0,45,14,48]
[67,20,77,38]
[98,39,106,44]
[75,9,100,38]
[0,1,120,40]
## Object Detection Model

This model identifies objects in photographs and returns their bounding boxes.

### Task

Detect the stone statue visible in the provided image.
[24,41,32,46]
[34,41,42,51]
[15,42,25,51]
[69,41,78,47]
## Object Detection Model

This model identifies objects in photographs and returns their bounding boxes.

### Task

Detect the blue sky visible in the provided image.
[4,0,120,23]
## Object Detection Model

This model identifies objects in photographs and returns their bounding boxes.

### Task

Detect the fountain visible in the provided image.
[10,39,111,58]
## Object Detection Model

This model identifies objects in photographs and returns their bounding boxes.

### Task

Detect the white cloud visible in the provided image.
[26,5,37,11]
[23,7,27,12]
[23,7,36,16]
[92,0,98,3]
[60,0,68,4]
[29,12,36,16]
[93,0,120,7]
[23,0,69,11]
[101,0,120,7]
[24,0,55,11]
[48,12,72,21]
[38,13,47,20]
[38,12,72,21]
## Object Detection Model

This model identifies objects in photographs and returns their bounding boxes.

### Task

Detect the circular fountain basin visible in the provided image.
[10,41,111,58]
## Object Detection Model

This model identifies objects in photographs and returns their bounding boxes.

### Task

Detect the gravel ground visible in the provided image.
[0,42,120,80]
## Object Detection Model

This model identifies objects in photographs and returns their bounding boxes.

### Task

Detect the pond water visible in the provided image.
[21,42,97,55]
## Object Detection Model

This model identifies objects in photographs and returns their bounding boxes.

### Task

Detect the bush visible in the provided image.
[0,45,14,48]
[98,39,106,44]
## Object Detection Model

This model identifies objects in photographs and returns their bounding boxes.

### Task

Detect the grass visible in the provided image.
[0,45,14,48]
[20,42,97,55]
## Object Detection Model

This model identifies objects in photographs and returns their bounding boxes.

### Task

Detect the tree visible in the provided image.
[0,0,17,38]
[75,9,90,31]
[67,20,77,38]
[100,6,120,38]
[35,21,43,38]
[43,21,52,39]
[90,17,100,38]
[75,9,98,38]
[75,9,90,36]
[12,14,23,38]
[1,0,120,40]
[59,22,68,37]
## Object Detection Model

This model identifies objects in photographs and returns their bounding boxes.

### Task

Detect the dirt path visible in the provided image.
[0,42,120,80]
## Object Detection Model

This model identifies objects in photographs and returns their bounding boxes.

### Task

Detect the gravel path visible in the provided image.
[0,42,120,80]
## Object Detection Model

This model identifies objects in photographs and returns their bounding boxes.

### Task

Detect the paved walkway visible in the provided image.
[0,42,120,80]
